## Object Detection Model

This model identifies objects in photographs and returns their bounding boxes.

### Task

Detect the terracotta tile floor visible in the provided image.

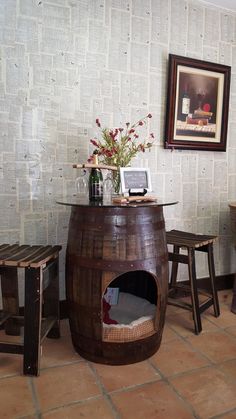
[0,290,236,419]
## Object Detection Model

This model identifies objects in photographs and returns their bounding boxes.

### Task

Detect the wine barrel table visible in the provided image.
[57,198,177,365]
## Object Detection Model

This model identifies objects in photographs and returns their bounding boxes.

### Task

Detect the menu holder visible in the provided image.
[120,168,152,195]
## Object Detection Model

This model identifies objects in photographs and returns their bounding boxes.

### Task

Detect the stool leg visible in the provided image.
[169,245,180,295]
[0,267,20,335]
[23,267,42,376]
[43,258,60,338]
[207,243,220,317]
[188,248,202,335]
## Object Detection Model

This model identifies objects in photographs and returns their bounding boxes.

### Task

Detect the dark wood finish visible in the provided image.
[75,333,162,365]
[165,54,231,151]
[0,266,20,335]
[0,244,61,376]
[229,203,236,314]
[0,341,23,354]
[66,204,169,365]
[23,267,42,376]
[43,259,60,338]
[167,229,220,334]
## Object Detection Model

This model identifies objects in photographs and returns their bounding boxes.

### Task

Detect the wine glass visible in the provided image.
[103,172,114,203]
[75,170,88,197]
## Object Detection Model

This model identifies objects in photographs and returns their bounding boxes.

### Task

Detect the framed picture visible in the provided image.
[120,167,152,194]
[164,54,231,151]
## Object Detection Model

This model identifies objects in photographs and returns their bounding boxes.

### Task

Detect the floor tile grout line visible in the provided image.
[88,361,121,419]
[163,332,214,367]
[213,361,236,387]
[150,360,229,381]
[166,310,223,333]
[210,406,236,419]
[39,358,86,372]
[28,376,42,418]
[0,358,86,381]
[97,375,164,396]
[34,395,109,417]
[147,357,236,418]
[221,326,236,340]
[0,309,235,417]
[181,330,236,365]
[146,358,202,419]
[168,330,218,366]
[28,361,104,417]
[164,317,236,366]
[201,314,235,330]
[151,315,236,378]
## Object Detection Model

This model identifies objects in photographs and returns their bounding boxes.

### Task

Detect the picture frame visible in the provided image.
[164,54,231,151]
[120,167,152,194]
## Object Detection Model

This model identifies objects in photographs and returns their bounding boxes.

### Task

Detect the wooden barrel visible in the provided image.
[66,204,169,365]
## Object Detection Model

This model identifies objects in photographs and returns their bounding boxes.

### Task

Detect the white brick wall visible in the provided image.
[0,0,235,298]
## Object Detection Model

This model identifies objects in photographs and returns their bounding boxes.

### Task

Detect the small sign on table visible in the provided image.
[120,167,152,196]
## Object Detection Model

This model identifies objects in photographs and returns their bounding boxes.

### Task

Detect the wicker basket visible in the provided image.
[103,292,156,343]
[103,318,155,342]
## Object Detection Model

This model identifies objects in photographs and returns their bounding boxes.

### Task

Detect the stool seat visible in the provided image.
[0,244,61,267]
[166,230,218,249]
[166,230,220,334]
[0,244,61,376]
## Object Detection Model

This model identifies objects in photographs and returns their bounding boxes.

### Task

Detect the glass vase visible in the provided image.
[112,170,121,195]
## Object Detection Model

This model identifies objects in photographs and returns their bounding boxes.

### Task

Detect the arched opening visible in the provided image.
[102,270,159,342]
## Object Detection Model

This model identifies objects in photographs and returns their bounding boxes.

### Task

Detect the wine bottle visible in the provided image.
[89,153,103,202]
[181,84,190,121]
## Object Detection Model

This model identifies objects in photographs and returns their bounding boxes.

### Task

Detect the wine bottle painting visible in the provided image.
[165,54,231,151]
[176,72,218,137]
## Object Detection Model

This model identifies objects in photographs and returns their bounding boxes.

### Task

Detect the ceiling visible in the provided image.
[200,0,236,11]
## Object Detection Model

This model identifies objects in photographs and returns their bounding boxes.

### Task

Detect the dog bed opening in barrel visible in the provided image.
[103,291,157,342]
[102,270,158,342]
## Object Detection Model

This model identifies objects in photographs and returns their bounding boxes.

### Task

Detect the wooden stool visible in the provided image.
[166,230,220,334]
[0,244,61,376]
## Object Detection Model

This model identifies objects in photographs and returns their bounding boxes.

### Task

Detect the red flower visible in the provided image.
[147,113,152,118]
[150,133,154,138]
[138,121,144,126]
[107,151,113,157]
[128,128,135,134]
[90,139,99,147]
[96,118,101,127]
[109,129,119,141]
